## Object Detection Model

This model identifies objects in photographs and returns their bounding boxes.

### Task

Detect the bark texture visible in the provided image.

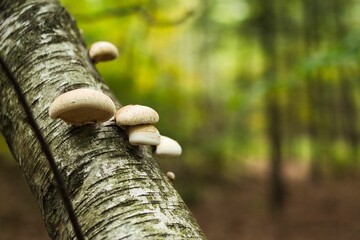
[0,0,205,239]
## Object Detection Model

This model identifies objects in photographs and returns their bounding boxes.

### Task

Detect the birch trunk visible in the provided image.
[0,0,205,239]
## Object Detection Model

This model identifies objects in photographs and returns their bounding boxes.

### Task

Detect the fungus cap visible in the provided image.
[128,124,161,146]
[166,171,176,181]
[49,88,116,125]
[115,105,159,126]
[155,136,182,157]
[89,41,119,63]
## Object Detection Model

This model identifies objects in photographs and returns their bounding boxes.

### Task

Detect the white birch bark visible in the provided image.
[0,0,206,239]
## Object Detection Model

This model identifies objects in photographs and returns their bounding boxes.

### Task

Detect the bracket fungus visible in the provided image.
[115,104,161,145]
[49,88,116,125]
[155,135,182,157]
[115,104,159,127]
[88,41,119,63]
[128,124,161,146]
[166,171,176,182]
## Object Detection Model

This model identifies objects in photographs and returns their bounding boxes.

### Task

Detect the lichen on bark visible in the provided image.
[0,0,206,239]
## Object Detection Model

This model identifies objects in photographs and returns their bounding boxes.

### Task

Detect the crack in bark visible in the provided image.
[0,55,85,240]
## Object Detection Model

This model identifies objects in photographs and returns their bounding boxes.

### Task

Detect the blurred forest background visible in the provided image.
[1,0,360,239]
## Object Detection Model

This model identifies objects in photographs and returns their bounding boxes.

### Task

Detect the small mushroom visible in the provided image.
[166,171,176,182]
[128,124,161,145]
[115,105,160,145]
[49,88,116,125]
[115,104,159,127]
[88,41,119,63]
[155,136,182,157]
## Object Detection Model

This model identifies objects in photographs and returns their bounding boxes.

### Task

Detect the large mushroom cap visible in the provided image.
[88,41,119,63]
[49,88,116,125]
[155,135,182,157]
[128,124,161,146]
[115,104,159,126]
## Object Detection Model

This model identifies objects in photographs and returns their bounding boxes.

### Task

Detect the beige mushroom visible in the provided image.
[88,41,119,63]
[115,104,159,127]
[166,171,176,182]
[115,105,160,145]
[49,88,116,125]
[128,124,161,146]
[155,135,182,157]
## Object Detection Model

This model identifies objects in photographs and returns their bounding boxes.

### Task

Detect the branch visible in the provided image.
[0,55,84,240]
[0,0,205,239]
[72,4,195,27]
[73,5,142,22]
[140,9,195,27]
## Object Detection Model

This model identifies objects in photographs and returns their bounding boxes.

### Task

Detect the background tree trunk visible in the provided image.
[0,0,205,239]
[302,0,324,182]
[258,0,286,212]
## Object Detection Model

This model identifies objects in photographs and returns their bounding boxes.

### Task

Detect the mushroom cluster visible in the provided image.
[48,41,182,181]
[114,104,182,158]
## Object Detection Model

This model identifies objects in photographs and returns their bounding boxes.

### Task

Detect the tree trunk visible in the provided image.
[302,0,325,181]
[257,0,286,212]
[332,0,359,165]
[0,0,205,239]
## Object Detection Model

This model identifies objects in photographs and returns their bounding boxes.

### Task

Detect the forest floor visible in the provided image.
[1,156,360,240]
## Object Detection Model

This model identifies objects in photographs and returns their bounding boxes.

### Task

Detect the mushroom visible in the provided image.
[155,135,182,157]
[115,104,160,145]
[128,124,161,145]
[166,171,176,182]
[49,88,116,125]
[115,104,159,127]
[88,41,119,63]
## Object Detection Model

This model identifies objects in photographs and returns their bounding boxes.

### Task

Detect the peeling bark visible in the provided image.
[0,0,205,239]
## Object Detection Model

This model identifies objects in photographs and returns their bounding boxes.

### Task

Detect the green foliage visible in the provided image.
[1,0,358,179]
[58,0,360,179]
[0,134,14,164]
